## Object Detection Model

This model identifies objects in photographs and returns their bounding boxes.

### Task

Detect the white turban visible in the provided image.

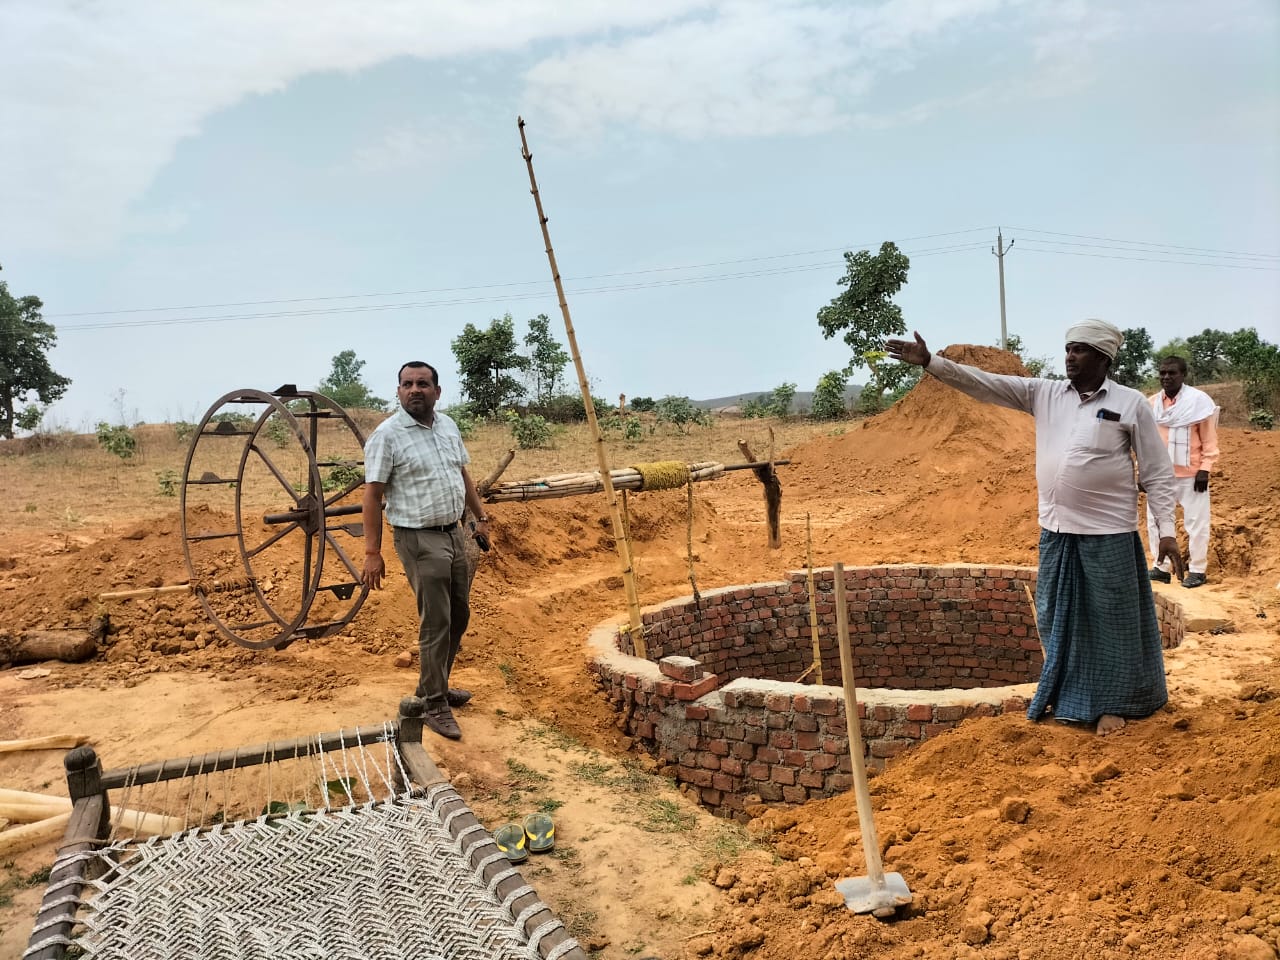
[1064,319,1124,361]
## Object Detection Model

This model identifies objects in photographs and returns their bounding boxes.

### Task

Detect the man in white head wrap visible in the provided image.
[884,322,1183,737]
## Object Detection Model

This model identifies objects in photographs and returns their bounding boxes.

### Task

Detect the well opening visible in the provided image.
[589,564,1185,820]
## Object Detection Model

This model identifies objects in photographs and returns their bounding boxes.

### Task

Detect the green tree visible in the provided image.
[0,269,71,439]
[817,241,911,411]
[451,313,530,418]
[1112,327,1154,387]
[317,350,388,411]
[811,370,849,420]
[1003,333,1057,378]
[742,382,797,418]
[1153,337,1190,370]
[523,314,570,404]
[1223,328,1280,411]
[1184,328,1232,383]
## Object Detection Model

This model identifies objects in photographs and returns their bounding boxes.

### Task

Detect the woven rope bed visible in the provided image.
[23,698,586,960]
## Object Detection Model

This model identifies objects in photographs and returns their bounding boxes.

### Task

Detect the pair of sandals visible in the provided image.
[492,813,555,863]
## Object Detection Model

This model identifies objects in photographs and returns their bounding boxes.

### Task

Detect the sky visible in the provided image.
[1,0,1277,430]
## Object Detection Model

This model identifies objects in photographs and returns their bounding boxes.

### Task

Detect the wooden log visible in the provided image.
[99,583,194,601]
[0,735,90,754]
[738,441,782,549]
[0,813,71,857]
[0,794,184,836]
[0,628,97,668]
[477,448,516,497]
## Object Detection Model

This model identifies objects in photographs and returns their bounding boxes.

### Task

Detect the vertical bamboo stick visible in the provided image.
[518,118,645,655]
[834,561,886,887]
[806,514,824,685]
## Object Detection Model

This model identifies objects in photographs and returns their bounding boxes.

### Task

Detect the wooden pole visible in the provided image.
[519,117,645,655]
[805,515,824,685]
[478,448,516,497]
[0,735,89,754]
[834,561,886,887]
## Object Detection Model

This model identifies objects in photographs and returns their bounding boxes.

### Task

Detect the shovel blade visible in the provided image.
[835,872,913,915]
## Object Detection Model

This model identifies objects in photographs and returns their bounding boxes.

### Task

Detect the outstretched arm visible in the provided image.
[887,330,1037,414]
[885,332,931,367]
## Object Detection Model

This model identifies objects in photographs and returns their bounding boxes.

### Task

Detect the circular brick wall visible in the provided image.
[589,564,1186,820]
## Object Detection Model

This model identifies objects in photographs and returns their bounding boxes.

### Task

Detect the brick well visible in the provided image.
[589,564,1185,820]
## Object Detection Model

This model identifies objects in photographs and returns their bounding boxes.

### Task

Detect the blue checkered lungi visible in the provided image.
[1027,530,1168,724]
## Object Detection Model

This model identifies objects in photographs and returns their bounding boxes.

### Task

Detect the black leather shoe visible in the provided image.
[425,705,462,740]
[447,688,472,708]
[1181,572,1207,588]
[1148,568,1171,583]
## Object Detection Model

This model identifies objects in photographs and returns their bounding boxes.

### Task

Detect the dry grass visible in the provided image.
[0,416,844,533]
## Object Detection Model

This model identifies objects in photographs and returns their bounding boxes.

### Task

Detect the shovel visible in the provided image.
[831,562,913,917]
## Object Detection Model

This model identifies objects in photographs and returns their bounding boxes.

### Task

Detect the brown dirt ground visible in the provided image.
[1,347,1278,960]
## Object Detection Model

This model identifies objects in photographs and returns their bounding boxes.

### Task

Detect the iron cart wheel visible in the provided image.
[179,386,370,650]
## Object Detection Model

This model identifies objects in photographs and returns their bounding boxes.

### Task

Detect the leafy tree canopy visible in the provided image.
[318,349,388,411]
[817,242,912,410]
[0,269,71,439]
[1112,327,1154,388]
[811,370,849,420]
[451,313,530,418]
[523,313,570,404]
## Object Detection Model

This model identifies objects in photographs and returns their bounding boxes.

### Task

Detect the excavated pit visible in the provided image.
[590,564,1185,820]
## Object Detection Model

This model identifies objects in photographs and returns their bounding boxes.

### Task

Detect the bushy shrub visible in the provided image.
[811,370,848,420]
[324,462,365,492]
[96,422,137,460]
[263,414,293,448]
[15,405,43,433]
[441,403,476,439]
[654,395,710,432]
[508,411,554,449]
[1248,408,1275,430]
[629,396,656,413]
[530,393,612,423]
[742,382,797,419]
[173,420,196,443]
[156,469,180,496]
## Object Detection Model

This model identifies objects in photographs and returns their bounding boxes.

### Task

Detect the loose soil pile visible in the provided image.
[2,346,1278,960]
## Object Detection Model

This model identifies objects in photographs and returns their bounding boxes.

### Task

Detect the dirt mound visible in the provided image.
[782,346,1041,565]
[695,693,1280,960]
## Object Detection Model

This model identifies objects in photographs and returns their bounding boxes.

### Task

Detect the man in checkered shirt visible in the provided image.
[362,361,491,740]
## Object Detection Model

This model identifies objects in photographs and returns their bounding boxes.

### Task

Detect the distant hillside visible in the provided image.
[693,384,863,413]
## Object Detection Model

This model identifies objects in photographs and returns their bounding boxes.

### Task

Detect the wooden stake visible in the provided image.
[738,440,782,549]
[519,117,645,655]
[805,515,824,685]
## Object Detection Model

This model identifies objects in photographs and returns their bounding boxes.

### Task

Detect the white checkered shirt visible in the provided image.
[363,407,470,528]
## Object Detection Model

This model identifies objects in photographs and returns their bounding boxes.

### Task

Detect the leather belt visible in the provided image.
[400,521,458,533]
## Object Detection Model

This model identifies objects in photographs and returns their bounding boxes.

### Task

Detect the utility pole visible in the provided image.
[992,228,1014,351]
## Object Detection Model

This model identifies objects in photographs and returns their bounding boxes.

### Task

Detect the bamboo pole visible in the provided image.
[519,117,645,655]
[478,448,516,497]
[0,813,71,858]
[0,735,89,754]
[805,515,824,685]
[0,791,184,836]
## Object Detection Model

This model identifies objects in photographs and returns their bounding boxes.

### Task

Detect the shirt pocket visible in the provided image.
[1081,418,1127,454]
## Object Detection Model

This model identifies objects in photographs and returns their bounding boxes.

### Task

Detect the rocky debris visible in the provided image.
[999,797,1031,823]
[1090,761,1122,783]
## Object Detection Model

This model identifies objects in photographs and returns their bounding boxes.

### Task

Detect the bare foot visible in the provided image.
[1095,714,1126,736]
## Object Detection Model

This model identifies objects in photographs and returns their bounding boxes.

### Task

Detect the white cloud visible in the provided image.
[0,0,708,254]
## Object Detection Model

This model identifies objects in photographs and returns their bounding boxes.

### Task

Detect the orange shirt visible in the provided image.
[1153,392,1220,478]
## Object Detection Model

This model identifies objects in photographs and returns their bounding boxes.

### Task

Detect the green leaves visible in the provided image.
[0,274,71,439]
[451,314,530,418]
[317,350,388,412]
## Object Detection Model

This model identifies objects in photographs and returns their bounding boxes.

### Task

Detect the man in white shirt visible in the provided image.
[362,361,491,740]
[1146,356,1220,588]
[886,320,1183,736]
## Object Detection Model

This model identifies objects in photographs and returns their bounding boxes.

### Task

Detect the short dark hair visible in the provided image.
[398,361,439,387]
[1160,355,1188,375]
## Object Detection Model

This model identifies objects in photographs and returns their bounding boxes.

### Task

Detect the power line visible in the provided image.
[1017,243,1280,271]
[47,226,997,319]
[1008,226,1280,261]
[57,240,992,333]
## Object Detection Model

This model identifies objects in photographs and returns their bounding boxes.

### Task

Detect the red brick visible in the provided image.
[746,761,770,779]
[905,704,933,722]
[659,656,702,682]
[798,770,826,789]
[756,746,781,764]
[771,766,796,785]
[684,704,709,721]
[708,739,730,757]
[720,757,744,776]
[711,773,735,792]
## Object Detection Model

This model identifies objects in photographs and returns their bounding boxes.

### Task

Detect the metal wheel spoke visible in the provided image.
[250,443,305,503]
[246,520,301,558]
[324,532,363,581]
